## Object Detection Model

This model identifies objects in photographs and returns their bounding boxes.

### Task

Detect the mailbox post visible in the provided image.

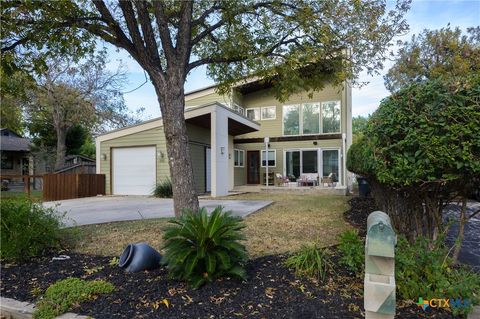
[364,211,396,319]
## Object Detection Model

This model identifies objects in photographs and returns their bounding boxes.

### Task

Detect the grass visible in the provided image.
[75,193,351,258]
[0,190,43,201]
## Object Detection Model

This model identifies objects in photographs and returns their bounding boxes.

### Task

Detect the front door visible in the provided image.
[247,151,260,184]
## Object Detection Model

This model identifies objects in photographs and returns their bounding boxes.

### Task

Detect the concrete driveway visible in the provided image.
[44,196,272,227]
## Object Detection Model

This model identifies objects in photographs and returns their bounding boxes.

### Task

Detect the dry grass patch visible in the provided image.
[230,193,351,257]
[75,219,170,256]
[75,193,351,258]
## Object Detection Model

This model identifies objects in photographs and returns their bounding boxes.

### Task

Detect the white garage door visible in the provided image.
[112,146,156,195]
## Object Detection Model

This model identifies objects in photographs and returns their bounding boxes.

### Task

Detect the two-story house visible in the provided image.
[96,78,352,196]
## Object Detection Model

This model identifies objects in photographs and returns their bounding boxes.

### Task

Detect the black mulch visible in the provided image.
[1,250,456,318]
[343,197,379,237]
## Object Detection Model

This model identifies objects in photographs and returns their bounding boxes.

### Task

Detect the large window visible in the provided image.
[322,150,339,180]
[283,105,300,135]
[302,103,320,134]
[283,101,340,135]
[234,149,244,167]
[322,101,341,133]
[261,150,276,167]
[285,149,339,181]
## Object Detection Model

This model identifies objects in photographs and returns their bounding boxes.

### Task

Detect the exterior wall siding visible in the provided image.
[100,123,211,195]
[189,143,206,194]
[185,92,230,108]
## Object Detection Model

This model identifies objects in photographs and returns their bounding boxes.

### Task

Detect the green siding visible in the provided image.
[185,91,230,107]
[186,123,210,144]
[190,143,206,193]
[100,126,168,195]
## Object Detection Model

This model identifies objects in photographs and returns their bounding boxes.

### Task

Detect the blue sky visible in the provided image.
[105,0,480,120]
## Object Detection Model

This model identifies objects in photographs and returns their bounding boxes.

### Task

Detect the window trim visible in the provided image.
[246,108,261,121]
[261,149,276,167]
[233,149,244,167]
[282,101,341,136]
[260,106,276,120]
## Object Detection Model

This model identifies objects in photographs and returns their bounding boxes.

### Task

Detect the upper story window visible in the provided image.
[321,101,341,133]
[246,108,260,121]
[261,106,276,120]
[283,101,341,135]
[246,106,276,121]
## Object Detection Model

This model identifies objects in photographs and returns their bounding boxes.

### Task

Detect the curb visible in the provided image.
[0,297,92,319]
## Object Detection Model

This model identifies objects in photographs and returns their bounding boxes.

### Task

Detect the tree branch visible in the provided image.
[118,1,146,55]
[175,1,193,71]
[132,0,161,66]
[152,1,175,62]
[188,33,300,71]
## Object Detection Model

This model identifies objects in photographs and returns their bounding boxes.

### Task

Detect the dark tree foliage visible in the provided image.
[347,75,480,242]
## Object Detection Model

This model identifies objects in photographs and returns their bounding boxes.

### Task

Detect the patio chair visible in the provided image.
[275,173,289,186]
[321,173,337,187]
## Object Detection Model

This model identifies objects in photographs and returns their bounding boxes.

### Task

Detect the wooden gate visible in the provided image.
[43,174,105,201]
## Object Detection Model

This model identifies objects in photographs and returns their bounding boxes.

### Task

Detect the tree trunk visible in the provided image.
[452,197,467,262]
[55,127,67,171]
[151,75,199,217]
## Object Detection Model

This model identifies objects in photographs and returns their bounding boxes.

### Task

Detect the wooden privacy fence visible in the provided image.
[43,173,105,201]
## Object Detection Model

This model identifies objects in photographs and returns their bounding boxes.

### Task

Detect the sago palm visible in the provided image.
[162,206,247,288]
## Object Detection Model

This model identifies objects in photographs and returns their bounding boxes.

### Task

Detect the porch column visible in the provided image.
[211,107,229,197]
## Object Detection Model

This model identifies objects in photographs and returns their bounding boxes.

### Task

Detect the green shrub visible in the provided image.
[162,206,247,288]
[153,178,173,198]
[396,235,480,316]
[337,230,364,273]
[285,244,333,281]
[33,278,114,319]
[0,198,71,261]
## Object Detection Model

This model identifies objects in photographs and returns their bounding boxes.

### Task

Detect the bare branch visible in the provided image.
[118,1,146,54]
[132,0,161,66]
[152,1,175,61]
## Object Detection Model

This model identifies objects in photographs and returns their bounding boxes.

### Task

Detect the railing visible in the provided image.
[228,103,245,116]
[0,174,44,197]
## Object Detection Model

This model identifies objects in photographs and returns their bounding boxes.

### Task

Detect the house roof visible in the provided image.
[96,102,259,142]
[0,128,31,152]
[65,154,95,162]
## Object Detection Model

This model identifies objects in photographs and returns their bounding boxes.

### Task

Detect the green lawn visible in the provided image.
[1,190,43,201]
[75,193,352,258]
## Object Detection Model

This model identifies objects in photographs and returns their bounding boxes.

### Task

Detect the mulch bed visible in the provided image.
[0,196,458,319]
[343,197,379,237]
[1,250,456,318]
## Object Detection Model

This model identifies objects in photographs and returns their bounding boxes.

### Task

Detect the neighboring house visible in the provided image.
[96,78,352,197]
[0,128,33,177]
[55,155,96,174]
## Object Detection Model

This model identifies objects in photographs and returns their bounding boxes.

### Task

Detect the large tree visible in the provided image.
[384,26,480,92]
[25,53,130,170]
[2,0,410,216]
